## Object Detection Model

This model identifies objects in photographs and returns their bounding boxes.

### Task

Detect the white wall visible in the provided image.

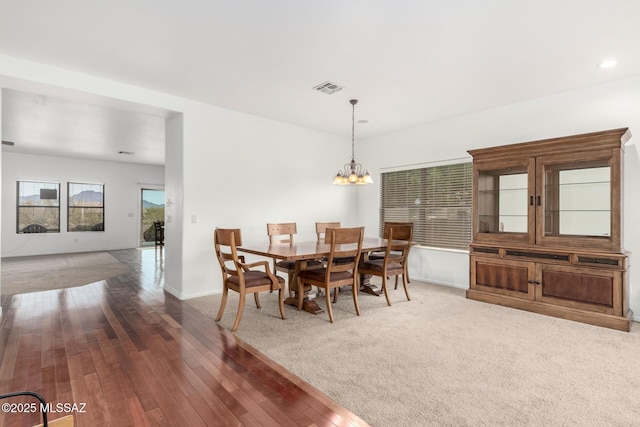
[0,90,2,310]
[358,74,640,320]
[0,54,356,300]
[1,152,164,256]
[174,101,360,298]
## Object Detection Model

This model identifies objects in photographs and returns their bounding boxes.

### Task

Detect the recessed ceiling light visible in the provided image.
[598,59,618,69]
[357,120,369,124]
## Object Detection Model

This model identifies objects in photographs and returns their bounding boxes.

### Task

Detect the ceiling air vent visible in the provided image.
[312,81,344,95]
[2,140,15,146]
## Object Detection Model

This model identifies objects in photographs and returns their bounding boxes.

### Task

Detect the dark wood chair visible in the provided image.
[267,222,321,296]
[214,228,286,332]
[153,221,164,246]
[359,224,413,305]
[297,227,364,323]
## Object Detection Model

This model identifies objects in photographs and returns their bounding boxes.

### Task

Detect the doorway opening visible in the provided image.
[141,188,165,247]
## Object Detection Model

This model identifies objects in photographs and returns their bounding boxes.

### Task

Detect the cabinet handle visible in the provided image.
[537,196,541,206]
[529,196,534,206]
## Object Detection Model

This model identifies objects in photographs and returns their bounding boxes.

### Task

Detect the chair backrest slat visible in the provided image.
[383,224,413,263]
[325,227,364,273]
[267,222,296,244]
[383,221,413,241]
[316,221,341,243]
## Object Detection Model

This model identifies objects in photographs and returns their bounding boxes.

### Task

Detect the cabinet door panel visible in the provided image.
[537,265,620,314]
[471,257,534,299]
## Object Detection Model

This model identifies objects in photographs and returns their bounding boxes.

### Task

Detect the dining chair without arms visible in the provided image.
[316,221,354,265]
[214,228,286,332]
[267,222,297,294]
[297,227,364,323]
[370,221,414,284]
[315,221,341,242]
[267,222,322,296]
[359,224,413,305]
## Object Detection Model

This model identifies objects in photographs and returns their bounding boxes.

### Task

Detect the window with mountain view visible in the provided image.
[17,181,61,233]
[68,182,105,231]
[141,189,165,246]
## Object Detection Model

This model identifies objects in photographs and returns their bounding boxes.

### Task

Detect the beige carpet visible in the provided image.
[1,251,131,296]
[187,279,640,427]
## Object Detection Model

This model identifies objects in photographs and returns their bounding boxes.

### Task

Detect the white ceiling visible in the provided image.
[2,0,640,165]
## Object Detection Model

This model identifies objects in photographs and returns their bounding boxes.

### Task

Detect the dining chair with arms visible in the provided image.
[214,228,286,332]
[297,227,364,323]
[267,222,321,296]
[359,224,413,305]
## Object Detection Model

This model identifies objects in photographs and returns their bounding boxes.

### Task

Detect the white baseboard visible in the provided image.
[164,284,221,300]
[412,277,469,290]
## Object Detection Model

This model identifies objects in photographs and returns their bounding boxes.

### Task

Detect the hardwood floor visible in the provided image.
[0,248,369,427]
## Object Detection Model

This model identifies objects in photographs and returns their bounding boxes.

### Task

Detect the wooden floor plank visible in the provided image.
[0,248,370,427]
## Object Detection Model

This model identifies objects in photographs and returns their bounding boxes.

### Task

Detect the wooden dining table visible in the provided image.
[237,237,391,314]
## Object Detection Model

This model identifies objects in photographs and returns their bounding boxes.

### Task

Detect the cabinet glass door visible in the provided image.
[475,159,533,244]
[542,160,611,239]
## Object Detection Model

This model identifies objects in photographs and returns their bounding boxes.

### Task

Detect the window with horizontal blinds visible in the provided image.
[380,162,472,250]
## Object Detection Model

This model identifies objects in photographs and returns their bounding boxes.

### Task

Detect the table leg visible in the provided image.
[359,273,383,296]
[283,260,325,315]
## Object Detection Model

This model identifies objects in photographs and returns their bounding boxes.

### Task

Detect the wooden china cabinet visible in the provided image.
[467,128,632,331]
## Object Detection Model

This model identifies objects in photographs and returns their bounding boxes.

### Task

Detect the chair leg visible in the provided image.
[382,275,391,306]
[277,288,286,320]
[333,287,339,303]
[352,278,361,316]
[232,293,246,332]
[297,276,304,311]
[254,292,261,309]
[325,288,335,323]
[215,286,229,322]
[394,274,399,290]
[402,273,411,301]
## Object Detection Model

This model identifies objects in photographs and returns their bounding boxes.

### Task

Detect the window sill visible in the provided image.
[414,245,469,254]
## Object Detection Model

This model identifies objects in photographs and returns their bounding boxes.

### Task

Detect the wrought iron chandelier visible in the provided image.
[333,99,373,185]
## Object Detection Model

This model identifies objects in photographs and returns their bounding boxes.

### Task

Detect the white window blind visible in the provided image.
[380,162,472,250]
